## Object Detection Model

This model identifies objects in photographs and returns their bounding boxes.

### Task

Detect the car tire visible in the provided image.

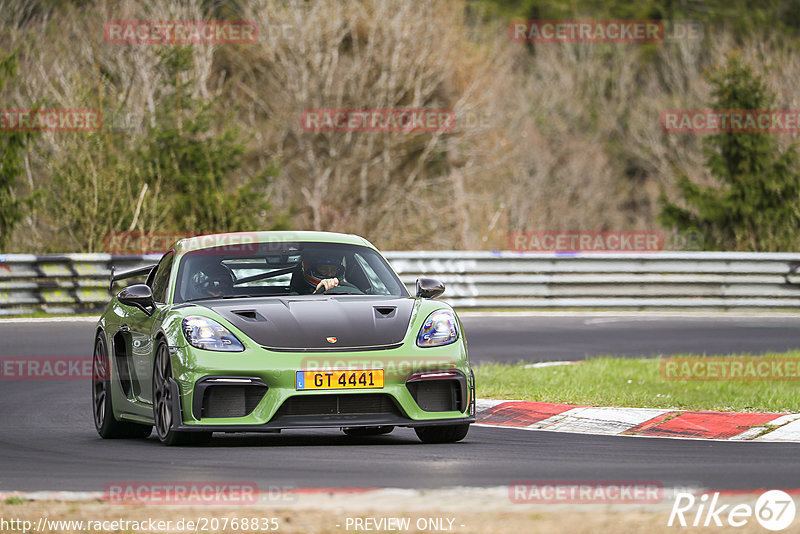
[414,423,470,444]
[342,426,394,437]
[92,334,153,439]
[152,340,212,446]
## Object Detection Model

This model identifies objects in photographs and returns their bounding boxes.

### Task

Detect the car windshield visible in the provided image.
[174,241,408,303]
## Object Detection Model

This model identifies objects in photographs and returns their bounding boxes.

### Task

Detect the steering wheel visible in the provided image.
[318,280,364,295]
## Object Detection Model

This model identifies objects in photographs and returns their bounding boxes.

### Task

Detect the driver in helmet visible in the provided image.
[191,262,234,298]
[303,254,345,294]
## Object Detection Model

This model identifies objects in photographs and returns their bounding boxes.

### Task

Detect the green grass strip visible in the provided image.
[475,352,800,413]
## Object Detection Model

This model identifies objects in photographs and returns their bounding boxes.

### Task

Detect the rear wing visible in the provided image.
[109,264,157,292]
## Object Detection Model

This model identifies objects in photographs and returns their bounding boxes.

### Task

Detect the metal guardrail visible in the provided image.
[0,254,160,315]
[2,252,800,314]
[389,251,800,309]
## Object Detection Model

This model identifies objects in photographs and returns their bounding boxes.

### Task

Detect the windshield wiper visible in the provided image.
[186,294,255,302]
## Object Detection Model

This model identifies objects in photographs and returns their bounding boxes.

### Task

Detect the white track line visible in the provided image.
[0,317,99,323]
[458,311,800,318]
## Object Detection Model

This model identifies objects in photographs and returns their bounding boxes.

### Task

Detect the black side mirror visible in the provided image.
[416,277,445,299]
[118,284,156,315]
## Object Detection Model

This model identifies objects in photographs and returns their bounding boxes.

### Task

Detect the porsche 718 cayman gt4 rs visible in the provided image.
[92,231,475,445]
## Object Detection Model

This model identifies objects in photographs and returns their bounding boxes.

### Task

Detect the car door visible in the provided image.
[128,251,174,404]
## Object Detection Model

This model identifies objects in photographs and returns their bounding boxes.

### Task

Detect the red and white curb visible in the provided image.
[476,399,800,441]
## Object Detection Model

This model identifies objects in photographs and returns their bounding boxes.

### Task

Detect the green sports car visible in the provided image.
[92,231,475,445]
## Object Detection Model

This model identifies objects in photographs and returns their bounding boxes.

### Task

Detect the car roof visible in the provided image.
[172,230,376,256]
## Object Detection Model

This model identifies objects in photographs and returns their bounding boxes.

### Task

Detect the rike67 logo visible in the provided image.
[668,490,796,531]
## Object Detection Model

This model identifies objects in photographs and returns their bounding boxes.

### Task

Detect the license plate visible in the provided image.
[296,369,384,390]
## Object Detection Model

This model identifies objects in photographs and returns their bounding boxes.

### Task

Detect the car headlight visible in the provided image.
[417,309,459,347]
[182,316,244,352]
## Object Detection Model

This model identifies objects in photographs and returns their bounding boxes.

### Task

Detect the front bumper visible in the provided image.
[167,373,476,432]
[167,342,475,433]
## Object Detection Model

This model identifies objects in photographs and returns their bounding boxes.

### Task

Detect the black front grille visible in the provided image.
[274,394,401,417]
[201,385,268,418]
[407,380,461,412]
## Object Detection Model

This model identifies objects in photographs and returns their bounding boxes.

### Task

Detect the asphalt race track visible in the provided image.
[4,313,800,362]
[461,313,800,362]
[1,314,800,492]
